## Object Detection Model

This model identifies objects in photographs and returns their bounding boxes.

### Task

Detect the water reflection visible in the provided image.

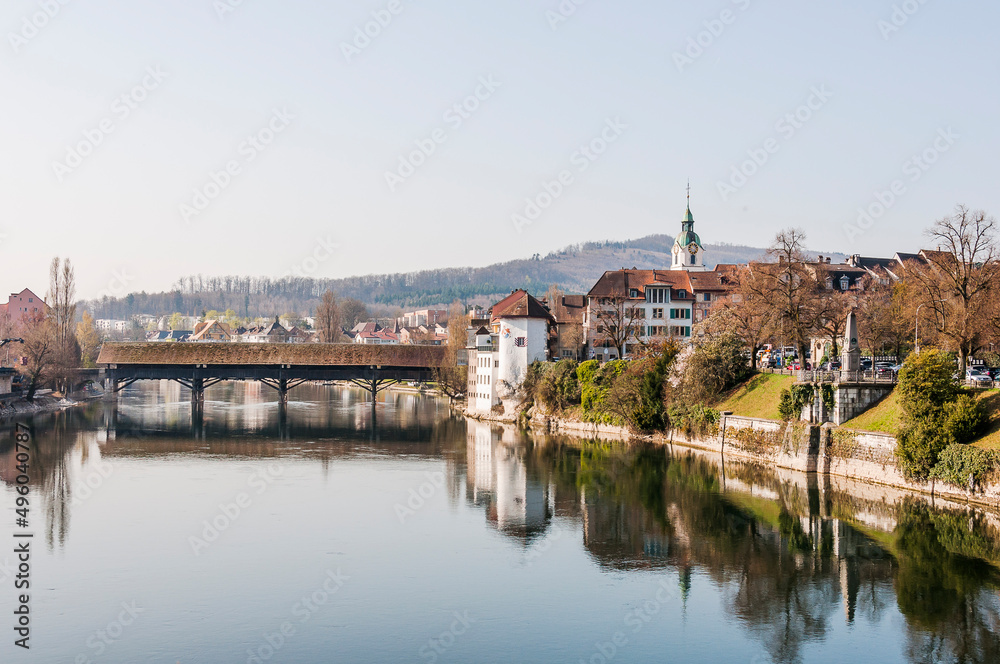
[2,383,1000,663]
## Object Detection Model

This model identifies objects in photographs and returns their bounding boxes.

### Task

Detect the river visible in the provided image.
[1,381,999,663]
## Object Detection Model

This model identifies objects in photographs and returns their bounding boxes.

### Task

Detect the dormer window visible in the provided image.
[840,276,850,291]
[630,288,639,298]
[825,277,833,289]
[676,290,687,299]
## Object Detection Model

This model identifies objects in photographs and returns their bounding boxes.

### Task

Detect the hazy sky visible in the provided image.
[2,0,997,299]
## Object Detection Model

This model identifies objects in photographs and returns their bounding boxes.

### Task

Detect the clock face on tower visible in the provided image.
[687,242,698,255]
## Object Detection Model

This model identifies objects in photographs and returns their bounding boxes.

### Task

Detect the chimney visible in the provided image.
[818,255,823,263]
[826,257,831,264]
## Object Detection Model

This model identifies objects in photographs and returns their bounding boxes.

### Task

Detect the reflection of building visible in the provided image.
[464,420,551,541]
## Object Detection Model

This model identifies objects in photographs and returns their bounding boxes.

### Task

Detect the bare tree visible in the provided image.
[710,264,776,370]
[813,287,855,360]
[315,291,341,343]
[47,257,79,393]
[19,313,55,401]
[856,273,910,359]
[433,300,468,399]
[591,294,643,358]
[764,229,820,363]
[904,206,999,373]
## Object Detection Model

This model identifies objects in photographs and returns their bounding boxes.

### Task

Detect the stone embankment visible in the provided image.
[518,409,1000,509]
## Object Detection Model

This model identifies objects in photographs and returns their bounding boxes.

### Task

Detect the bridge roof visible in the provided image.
[97,342,449,367]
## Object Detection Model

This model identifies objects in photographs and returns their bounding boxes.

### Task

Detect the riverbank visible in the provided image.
[512,408,1000,510]
[0,386,105,422]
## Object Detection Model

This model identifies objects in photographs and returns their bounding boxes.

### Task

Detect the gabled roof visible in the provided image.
[686,271,730,293]
[490,290,554,321]
[9,288,42,302]
[543,294,587,324]
[587,270,691,298]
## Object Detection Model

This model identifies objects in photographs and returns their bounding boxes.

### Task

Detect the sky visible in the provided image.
[1,0,998,300]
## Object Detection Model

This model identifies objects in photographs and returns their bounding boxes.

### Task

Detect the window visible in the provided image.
[690,253,696,265]
[703,293,711,302]
[514,337,527,347]
[825,277,833,289]
[840,276,850,291]
[676,290,687,299]
[652,308,663,319]
[630,289,639,298]
[495,360,499,368]
[562,349,574,357]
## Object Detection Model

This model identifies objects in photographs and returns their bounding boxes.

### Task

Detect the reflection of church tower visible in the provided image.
[670,184,706,272]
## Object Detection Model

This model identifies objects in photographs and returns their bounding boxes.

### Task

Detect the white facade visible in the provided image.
[467,315,548,416]
[586,284,695,360]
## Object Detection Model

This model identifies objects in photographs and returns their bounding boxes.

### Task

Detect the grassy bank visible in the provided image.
[841,389,901,434]
[715,373,794,421]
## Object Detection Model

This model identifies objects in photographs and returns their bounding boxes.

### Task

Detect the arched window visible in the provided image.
[690,253,696,264]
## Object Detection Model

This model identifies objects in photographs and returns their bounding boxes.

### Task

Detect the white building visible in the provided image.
[467,290,553,416]
[584,270,695,359]
[95,319,130,334]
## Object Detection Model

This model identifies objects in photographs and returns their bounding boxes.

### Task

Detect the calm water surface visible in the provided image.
[2,382,1000,663]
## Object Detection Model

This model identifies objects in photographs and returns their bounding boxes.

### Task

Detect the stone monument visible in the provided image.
[841,310,861,373]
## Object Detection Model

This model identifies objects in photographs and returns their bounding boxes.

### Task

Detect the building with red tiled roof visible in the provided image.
[352,321,399,345]
[542,294,587,360]
[585,269,695,359]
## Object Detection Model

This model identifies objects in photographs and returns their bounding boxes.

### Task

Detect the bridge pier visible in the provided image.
[278,377,288,407]
[191,377,205,421]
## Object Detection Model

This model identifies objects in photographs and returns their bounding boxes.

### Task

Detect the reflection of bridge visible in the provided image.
[97,343,449,417]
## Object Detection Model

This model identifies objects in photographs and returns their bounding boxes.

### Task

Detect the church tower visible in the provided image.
[670,184,706,271]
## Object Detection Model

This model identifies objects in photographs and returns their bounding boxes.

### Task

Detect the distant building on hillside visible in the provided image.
[352,321,399,345]
[96,319,131,334]
[190,320,233,342]
[399,309,448,328]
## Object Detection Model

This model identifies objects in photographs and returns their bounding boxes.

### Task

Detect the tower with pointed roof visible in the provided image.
[670,184,706,271]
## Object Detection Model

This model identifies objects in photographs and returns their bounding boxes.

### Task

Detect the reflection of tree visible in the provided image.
[485,440,1000,664]
[893,502,1000,663]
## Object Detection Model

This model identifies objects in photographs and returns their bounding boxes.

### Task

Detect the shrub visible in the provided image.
[676,331,751,404]
[778,389,796,421]
[895,350,984,480]
[667,403,720,438]
[942,394,984,446]
[536,359,580,412]
[930,444,1000,490]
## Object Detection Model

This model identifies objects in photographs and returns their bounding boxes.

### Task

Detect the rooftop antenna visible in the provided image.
[686,179,691,207]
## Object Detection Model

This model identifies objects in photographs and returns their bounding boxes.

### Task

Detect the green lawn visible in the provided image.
[715,373,794,421]
[841,389,901,434]
[969,389,1000,450]
[840,387,1000,447]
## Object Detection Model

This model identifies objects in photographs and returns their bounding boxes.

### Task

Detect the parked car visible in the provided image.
[985,367,1000,380]
[966,368,994,386]
[860,358,873,370]
[874,362,896,376]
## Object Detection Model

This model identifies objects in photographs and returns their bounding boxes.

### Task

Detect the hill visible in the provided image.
[85,235,842,319]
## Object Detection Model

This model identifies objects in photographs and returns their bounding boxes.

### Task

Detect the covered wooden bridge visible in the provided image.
[97,343,450,414]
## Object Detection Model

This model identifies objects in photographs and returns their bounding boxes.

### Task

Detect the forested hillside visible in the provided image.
[85,235,840,319]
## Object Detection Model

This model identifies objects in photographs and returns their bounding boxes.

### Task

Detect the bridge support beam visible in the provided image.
[191,377,205,419]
